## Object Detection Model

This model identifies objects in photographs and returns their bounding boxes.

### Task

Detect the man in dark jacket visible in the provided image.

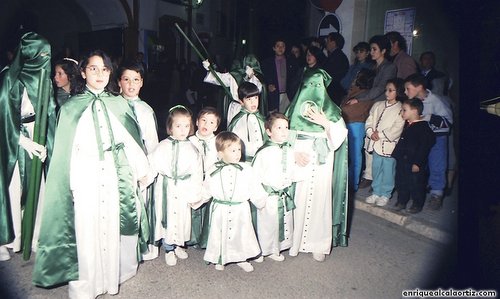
[261,38,299,112]
[323,32,349,106]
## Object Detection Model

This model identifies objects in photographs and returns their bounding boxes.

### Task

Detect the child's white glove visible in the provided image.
[19,135,47,162]
[202,60,210,71]
[245,66,254,78]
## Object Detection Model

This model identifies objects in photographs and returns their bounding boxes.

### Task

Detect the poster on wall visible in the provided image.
[384,7,416,55]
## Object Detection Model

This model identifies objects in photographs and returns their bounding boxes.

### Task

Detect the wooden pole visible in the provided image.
[22,69,50,260]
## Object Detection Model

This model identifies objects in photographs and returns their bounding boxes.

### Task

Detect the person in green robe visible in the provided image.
[285,46,349,262]
[202,54,268,128]
[0,31,56,261]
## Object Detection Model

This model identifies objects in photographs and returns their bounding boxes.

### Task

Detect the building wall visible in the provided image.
[306,0,458,95]
[365,0,458,91]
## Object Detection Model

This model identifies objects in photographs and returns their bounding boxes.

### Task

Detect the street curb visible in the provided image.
[354,199,453,244]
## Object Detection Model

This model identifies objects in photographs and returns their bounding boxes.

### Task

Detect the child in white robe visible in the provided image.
[189,107,220,177]
[227,82,266,162]
[149,105,202,266]
[33,50,154,299]
[252,112,304,262]
[118,61,160,260]
[200,132,267,272]
[118,62,159,155]
[202,57,264,125]
[187,107,220,247]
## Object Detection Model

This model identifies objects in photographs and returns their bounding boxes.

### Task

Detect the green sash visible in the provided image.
[227,109,267,161]
[261,184,295,242]
[33,90,146,287]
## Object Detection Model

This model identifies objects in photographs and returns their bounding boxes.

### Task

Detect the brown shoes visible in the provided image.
[428,195,443,210]
[358,178,372,189]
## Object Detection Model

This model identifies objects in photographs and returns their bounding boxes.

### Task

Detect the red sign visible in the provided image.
[310,0,343,12]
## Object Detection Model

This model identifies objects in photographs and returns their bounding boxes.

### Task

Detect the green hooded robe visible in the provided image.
[285,66,349,247]
[0,32,56,246]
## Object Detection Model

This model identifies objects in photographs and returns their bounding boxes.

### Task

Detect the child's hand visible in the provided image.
[245,66,254,78]
[268,84,276,92]
[371,131,380,141]
[295,152,310,167]
[202,60,210,71]
[346,99,359,105]
[411,164,420,173]
[190,200,204,209]
[138,175,152,190]
[282,178,292,187]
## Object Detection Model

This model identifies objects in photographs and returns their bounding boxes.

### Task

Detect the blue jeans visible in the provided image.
[162,239,175,252]
[347,122,365,191]
[372,152,396,198]
[428,135,448,196]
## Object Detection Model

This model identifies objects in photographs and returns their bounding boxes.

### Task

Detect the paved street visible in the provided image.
[0,210,449,299]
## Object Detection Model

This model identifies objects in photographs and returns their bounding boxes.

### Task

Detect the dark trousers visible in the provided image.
[395,160,428,208]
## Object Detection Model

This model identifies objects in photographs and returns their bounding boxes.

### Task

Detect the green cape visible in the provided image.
[32,90,144,287]
[0,32,56,246]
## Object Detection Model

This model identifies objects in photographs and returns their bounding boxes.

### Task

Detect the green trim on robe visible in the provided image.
[32,90,143,287]
[0,32,56,246]
[285,66,349,247]
[227,109,267,161]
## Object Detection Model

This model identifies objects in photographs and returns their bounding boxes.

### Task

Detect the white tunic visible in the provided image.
[229,114,265,160]
[252,143,304,256]
[128,98,159,154]
[204,71,263,124]
[150,139,202,246]
[188,132,218,178]
[68,100,153,299]
[202,163,267,265]
[289,120,348,255]
[128,98,159,260]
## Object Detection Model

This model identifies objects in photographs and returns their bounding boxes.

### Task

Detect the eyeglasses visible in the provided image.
[120,77,142,84]
[86,65,111,75]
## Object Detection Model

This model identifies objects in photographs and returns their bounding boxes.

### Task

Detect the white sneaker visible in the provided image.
[165,251,177,266]
[288,248,298,257]
[0,246,10,262]
[142,245,159,261]
[215,264,225,271]
[268,254,285,262]
[237,262,254,272]
[365,194,379,204]
[174,247,188,259]
[375,196,389,207]
[254,256,264,263]
[312,252,325,262]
